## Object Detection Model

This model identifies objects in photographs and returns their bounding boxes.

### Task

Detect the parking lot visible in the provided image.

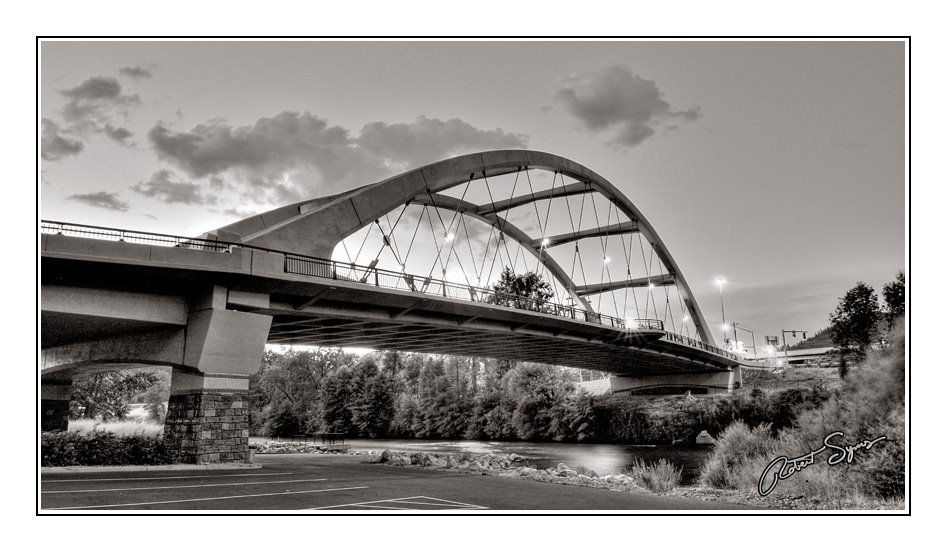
[41,454,755,511]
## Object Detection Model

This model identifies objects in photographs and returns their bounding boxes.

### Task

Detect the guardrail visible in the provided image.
[41,220,231,252]
[41,220,737,360]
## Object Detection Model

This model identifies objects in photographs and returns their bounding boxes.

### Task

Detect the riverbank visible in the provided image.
[253,443,896,510]
[364,449,902,511]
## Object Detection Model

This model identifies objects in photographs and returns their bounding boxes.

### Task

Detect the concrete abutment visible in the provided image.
[41,379,72,432]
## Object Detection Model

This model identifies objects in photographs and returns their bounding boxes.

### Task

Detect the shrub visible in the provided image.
[627,458,682,493]
[700,421,779,489]
[41,430,175,466]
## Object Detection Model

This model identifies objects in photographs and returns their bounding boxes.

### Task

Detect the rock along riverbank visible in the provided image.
[253,443,890,510]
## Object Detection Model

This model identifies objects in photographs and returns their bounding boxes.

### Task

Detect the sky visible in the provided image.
[39,39,906,348]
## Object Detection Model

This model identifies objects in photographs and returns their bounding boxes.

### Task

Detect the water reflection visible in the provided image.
[342,438,713,484]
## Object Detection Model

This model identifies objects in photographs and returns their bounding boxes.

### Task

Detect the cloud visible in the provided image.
[59,76,140,135]
[553,64,701,148]
[147,112,527,205]
[119,65,154,80]
[358,116,527,170]
[41,118,84,161]
[66,191,129,211]
[132,169,217,205]
[104,124,133,143]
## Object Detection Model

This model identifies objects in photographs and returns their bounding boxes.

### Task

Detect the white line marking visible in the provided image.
[43,478,328,494]
[45,486,369,510]
[351,504,412,510]
[386,499,483,508]
[43,472,294,483]
[308,495,487,510]
[399,496,487,508]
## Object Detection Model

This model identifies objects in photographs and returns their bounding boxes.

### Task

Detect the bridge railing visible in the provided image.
[41,221,231,252]
[662,331,737,359]
[283,253,661,331]
[41,220,735,360]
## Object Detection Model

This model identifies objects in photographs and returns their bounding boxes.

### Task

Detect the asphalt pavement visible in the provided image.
[40,454,758,511]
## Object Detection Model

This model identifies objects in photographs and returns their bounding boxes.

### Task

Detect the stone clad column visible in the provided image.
[41,379,72,432]
[164,370,251,463]
[163,289,272,464]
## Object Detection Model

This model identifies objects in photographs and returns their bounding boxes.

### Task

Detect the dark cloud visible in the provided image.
[41,119,84,161]
[554,64,701,148]
[132,169,217,205]
[59,76,140,135]
[146,111,527,204]
[358,116,526,170]
[61,76,123,101]
[66,191,129,211]
[103,124,133,143]
[119,65,154,80]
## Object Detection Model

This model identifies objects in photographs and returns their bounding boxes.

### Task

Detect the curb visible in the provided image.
[42,462,262,474]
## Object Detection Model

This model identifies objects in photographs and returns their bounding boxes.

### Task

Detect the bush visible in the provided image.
[627,458,682,493]
[41,430,175,466]
[700,421,779,489]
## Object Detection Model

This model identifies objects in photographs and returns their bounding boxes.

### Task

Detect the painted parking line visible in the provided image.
[310,496,487,510]
[45,486,370,510]
[42,472,295,483]
[43,478,328,494]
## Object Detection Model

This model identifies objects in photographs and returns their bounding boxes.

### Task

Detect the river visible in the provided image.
[256,437,715,485]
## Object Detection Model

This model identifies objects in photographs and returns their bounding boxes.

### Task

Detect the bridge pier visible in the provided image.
[41,379,72,432]
[163,369,251,463]
[162,301,272,464]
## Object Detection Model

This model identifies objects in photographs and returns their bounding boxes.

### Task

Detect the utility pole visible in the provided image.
[731,322,757,356]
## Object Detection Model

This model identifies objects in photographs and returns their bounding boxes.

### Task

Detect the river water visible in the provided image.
[258,437,715,485]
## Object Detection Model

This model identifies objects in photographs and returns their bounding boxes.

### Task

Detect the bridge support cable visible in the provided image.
[620,227,642,324]
[677,285,693,339]
[397,205,427,274]
[368,204,410,269]
[421,177,479,286]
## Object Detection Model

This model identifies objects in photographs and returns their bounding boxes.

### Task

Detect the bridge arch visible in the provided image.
[209,150,715,345]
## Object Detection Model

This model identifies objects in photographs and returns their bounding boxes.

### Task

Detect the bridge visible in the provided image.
[41,150,742,463]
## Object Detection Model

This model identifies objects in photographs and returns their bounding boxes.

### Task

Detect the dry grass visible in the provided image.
[626,458,683,493]
[68,419,163,437]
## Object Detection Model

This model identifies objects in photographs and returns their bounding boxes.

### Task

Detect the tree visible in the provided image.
[349,357,396,438]
[882,271,905,329]
[490,267,554,312]
[830,282,881,378]
[70,370,161,421]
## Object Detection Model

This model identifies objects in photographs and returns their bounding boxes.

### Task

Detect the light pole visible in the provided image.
[716,278,727,345]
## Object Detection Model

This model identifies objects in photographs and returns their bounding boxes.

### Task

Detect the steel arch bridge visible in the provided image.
[41,149,743,461]
[42,150,742,405]
[212,150,716,346]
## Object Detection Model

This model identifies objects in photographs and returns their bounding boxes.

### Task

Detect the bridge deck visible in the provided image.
[41,225,738,375]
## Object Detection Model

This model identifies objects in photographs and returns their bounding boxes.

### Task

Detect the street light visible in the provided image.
[716,278,727,344]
